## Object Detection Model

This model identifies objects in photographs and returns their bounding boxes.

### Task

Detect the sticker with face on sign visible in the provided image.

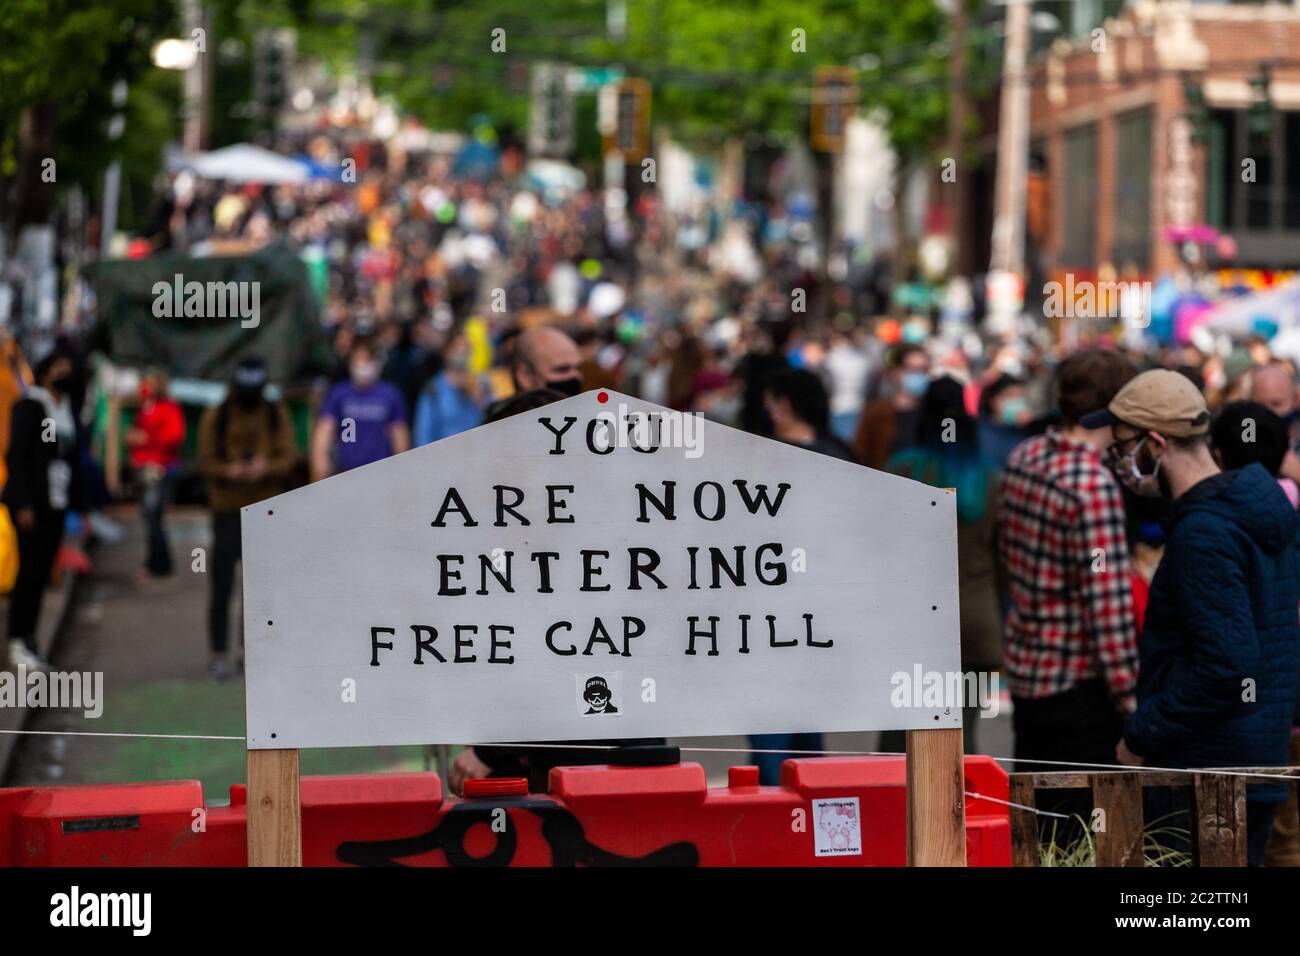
[576,672,622,717]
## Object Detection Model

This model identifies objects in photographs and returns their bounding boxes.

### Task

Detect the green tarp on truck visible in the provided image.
[85,240,330,386]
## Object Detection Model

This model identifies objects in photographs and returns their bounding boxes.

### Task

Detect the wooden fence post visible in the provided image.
[1008,774,1040,867]
[1091,773,1144,867]
[906,727,966,866]
[247,748,302,867]
[1191,772,1247,867]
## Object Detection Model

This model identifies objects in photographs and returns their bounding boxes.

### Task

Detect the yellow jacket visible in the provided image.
[0,337,34,493]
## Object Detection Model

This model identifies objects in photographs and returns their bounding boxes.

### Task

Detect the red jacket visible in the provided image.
[130,398,185,469]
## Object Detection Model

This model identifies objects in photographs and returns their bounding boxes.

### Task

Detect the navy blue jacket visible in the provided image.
[1124,464,1300,802]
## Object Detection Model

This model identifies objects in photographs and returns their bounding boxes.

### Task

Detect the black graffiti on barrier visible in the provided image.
[335,795,699,867]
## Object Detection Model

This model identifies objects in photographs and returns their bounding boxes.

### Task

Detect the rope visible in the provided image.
[964,790,1070,819]
[2,729,1297,784]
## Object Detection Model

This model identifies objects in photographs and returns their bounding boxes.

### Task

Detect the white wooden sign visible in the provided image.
[243,391,960,749]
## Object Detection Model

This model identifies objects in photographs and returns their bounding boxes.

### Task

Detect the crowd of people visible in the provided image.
[2,129,1299,864]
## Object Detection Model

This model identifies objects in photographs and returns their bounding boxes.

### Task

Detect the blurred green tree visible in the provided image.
[289,0,953,164]
[0,0,968,243]
[0,0,175,239]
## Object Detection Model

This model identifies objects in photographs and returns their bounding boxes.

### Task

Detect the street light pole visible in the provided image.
[100,81,128,258]
[990,0,1030,279]
[181,0,209,153]
[946,0,969,277]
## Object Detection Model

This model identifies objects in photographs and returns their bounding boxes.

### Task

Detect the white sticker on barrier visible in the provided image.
[813,797,862,857]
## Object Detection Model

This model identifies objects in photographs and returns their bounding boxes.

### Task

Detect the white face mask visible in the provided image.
[1116,436,1164,498]
[351,360,380,387]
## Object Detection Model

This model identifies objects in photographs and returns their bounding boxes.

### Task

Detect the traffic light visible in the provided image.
[604,78,650,160]
[254,30,294,135]
[529,62,575,157]
[811,66,857,152]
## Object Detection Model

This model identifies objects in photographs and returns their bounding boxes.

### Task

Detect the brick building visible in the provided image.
[974,0,1300,285]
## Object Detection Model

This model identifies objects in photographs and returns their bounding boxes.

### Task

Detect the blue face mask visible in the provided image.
[999,397,1028,426]
[901,371,930,398]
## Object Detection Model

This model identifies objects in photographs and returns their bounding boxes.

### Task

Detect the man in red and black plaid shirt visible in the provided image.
[998,349,1139,779]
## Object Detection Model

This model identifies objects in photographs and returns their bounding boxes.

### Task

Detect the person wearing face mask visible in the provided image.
[481,325,585,423]
[127,368,185,578]
[997,349,1139,837]
[412,332,487,446]
[1249,362,1300,484]
[3,348,83,672]
[977,373,1033,469]
[824,331,871,442]
[310,340,411,482]
[1083,369,1300,866]
[851,343,930,470]
[763,368,856,461]
[511,326,584,397]
[197,357,297,679]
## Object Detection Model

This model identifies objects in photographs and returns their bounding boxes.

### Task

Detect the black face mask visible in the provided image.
[48,374,73,394]
[547,376,582,398]
[233,385,264,407]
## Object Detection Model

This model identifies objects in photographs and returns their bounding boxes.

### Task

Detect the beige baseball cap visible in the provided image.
[1079,368,1210,437]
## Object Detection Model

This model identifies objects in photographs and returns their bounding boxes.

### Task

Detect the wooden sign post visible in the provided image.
[906,727,967,866]
[242,391,966,867]
[247,749,301,866]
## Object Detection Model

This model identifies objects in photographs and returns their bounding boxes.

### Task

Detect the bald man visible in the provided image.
[1251,363,1300,482]
[513,326,584,396]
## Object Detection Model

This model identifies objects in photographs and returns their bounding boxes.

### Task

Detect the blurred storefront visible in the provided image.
[972,0,1300,299]
[1020,0,1300,286]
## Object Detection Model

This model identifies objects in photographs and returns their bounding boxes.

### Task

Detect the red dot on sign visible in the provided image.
[597,391,609,403]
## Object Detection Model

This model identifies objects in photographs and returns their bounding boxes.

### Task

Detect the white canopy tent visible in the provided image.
[177,144,310,184]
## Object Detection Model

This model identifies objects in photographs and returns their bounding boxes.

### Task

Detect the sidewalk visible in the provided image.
[0,550,84,778]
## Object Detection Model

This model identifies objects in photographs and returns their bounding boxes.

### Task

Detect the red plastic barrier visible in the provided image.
[0,756,1010,867]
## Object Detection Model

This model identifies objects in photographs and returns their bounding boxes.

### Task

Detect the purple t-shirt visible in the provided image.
[321,380,407,472]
